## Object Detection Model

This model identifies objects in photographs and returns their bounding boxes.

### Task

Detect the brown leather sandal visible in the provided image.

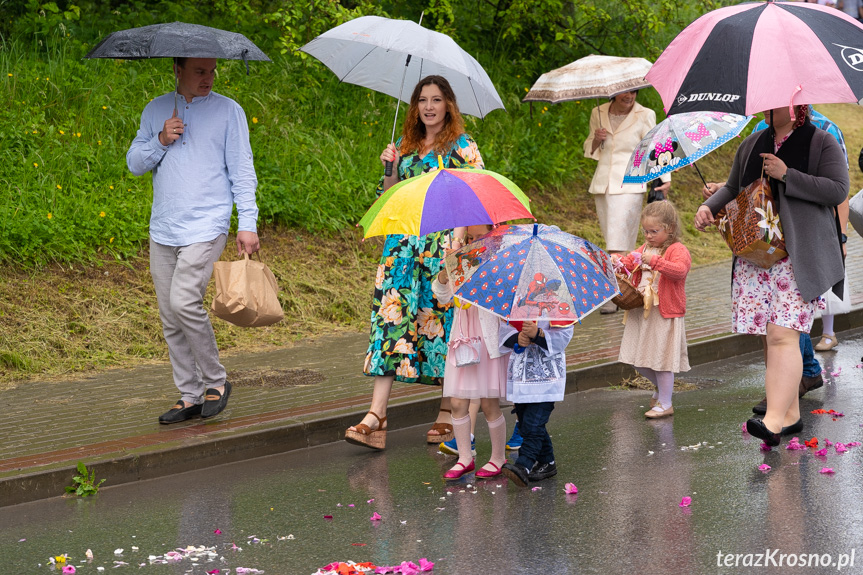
[345,411,387,450]
[426,408,454,443]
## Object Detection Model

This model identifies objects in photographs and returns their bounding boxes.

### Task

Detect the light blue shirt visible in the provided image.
[127,91,258,247]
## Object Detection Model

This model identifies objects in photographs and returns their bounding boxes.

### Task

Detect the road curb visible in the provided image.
[3,309,860,508]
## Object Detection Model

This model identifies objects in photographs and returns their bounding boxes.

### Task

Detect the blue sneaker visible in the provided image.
[439,436,476,456]
[506,422,522,451]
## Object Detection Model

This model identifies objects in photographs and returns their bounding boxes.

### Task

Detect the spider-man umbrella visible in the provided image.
[623,111,753,186]
[445,223,617,324]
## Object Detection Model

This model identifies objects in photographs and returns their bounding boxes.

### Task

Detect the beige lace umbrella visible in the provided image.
[523,54,652,103]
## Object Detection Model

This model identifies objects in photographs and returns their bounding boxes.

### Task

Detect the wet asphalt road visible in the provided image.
[3,329,863,575]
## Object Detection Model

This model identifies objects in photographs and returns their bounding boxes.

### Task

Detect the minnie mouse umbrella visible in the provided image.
[623,111,753,186]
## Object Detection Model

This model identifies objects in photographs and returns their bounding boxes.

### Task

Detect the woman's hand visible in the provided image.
[694,205,715,231]
[702,181,725,200]
[759,153,788,182]
[380,143,400,167]
[594,128,609,143]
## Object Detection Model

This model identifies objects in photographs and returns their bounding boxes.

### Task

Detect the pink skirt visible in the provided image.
[442,306,508,399]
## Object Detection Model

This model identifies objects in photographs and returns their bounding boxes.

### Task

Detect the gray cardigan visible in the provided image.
[704,129,848,302]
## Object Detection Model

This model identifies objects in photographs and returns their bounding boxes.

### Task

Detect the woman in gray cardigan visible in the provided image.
[694,104,848,447]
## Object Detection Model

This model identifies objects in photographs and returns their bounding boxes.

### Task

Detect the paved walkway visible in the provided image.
[3,233,863,505]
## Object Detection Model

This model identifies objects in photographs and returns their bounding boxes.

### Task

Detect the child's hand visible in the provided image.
[517,330,532,347]
[437,269,449,284]
[610,253,622,262]
[520,321,538,339]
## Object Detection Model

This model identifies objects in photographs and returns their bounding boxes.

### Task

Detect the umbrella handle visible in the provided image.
[385,160,393,177]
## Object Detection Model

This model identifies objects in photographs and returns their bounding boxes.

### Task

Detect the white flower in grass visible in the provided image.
[755,202,782,242]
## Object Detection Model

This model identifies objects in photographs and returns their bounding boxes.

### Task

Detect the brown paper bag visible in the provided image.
[211,253,283,327]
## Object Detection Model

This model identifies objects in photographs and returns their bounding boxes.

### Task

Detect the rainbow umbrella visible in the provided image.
[357,159,533,238]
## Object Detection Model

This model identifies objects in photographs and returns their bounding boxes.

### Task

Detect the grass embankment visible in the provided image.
[2,4,863,387]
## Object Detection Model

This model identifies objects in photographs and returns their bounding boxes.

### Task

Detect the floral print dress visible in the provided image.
[363,134,484,384]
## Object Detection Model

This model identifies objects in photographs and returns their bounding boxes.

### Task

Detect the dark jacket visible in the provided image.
[704,128,848,302]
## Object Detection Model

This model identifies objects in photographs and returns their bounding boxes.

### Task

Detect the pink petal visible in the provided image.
[819,467,835,474]
[207,571,220,574]
[348,504,355,508]
[564,482,578,494]
[419,558,435,571]
[679,496,692,507]
[213,529,222,534]
[742,422,748,433]
[323,515,333,519]
[531,486,542,491]
[759,443,772,452]
[758,464,771,472]
[825,439,833,447]
[836,443,849,453]
[62,567,76,575]
[815,448,828,457]
[370,512,382,521]
[367,499,375,503]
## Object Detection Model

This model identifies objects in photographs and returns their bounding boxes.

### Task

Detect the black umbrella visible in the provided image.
[86,22,270,113]
[86,22,270,68]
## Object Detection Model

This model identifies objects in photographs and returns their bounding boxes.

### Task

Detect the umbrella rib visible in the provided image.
[336,44,384,83]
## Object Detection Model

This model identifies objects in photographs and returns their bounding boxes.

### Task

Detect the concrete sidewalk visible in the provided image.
[3,235,863,507]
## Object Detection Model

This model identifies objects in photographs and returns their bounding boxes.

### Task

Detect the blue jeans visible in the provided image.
[800,333,821,378]
[514,402,555,470]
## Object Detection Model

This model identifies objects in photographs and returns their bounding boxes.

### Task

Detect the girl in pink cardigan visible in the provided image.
[614,201,691,419]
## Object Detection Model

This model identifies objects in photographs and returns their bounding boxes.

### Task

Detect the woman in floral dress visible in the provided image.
[345,75,484,450]
[695,104,847,447]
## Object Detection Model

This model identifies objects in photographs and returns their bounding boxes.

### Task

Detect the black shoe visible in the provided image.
[528,461,557,482]
[799,374,823,398]
[501,462,530,487]
[159,401,202,424]
[201,381,232,419]
[752,397,767,416]
[781,419,803,436]
[746,418,781,447]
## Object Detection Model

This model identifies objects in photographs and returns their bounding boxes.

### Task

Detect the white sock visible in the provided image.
[655,371,674,408]
[822,315,835,338]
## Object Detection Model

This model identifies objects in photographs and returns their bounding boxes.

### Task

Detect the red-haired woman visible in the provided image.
[346,75,484,450]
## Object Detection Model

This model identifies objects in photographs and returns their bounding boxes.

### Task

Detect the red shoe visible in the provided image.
[443,460,475,479]
[476,461,502,479]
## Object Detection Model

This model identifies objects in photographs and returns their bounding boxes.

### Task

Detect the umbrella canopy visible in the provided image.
[647,1,863,116]
[299,15,504,119]
[358,161,533,238]
[85,22,271,63]
[445,224,617,322]
[523,54,653,103]
[623,111,753,185]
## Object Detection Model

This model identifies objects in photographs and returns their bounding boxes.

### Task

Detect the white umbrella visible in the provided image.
[300,15,504,119]
[523,54,652,103]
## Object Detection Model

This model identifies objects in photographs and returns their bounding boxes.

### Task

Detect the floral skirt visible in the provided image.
[732,257,818,335]
[363,232,454,385]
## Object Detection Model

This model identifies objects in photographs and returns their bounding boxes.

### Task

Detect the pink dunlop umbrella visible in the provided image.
[647,1,863,116]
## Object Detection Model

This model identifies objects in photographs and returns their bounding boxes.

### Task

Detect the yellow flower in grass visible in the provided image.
[76,132,81,137]
[47,213,52,219]
[252,117,258,124]
[109,237,114,243]
[7,73,11,77]
[33,162,38,168]
[56,185,62,190]
[109,185,114,190]
[102,106,107,110]
[97,140,102,145]
[59,130,65,135]
[99,211,105,218]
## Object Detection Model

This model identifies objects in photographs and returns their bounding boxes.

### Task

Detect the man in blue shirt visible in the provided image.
[127,57,260,424]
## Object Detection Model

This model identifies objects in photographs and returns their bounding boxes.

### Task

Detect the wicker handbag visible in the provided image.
[611,270,644,311]
[714,165,787,269]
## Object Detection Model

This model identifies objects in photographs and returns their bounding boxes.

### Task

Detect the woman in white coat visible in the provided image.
[584,91,670,313]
